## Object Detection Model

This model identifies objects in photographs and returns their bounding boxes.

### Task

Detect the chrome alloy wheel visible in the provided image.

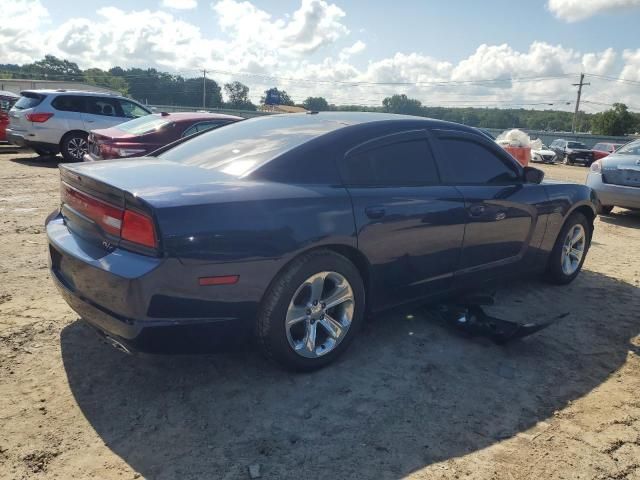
[561,224,586,275]
[68,137,88,160]
[285,271,354,358]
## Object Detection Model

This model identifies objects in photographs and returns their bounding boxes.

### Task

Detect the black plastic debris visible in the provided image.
[436,292,568,344]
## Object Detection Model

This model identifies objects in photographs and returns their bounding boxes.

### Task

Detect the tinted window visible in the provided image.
[182,121,225,138]
[567,141,587,149]
[438,137,520,184]
[119,99,149,119]
[14,93,44,110]
[51,95,85,113]
[341,140,438,186]
[86,97,120,117]
[159,115,345,177]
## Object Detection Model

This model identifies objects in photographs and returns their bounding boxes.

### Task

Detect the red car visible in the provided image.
[0,91,19,142]
[84,112,243,161]
[592,142,625,161]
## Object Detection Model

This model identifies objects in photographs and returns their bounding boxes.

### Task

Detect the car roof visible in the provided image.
[20,89,126,98]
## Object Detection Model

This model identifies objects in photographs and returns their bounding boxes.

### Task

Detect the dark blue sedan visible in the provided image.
[46,112,597,370]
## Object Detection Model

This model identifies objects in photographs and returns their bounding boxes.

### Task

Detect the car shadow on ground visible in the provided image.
[600,209,640,230]
[60,270,639,479]
[9,154,63,168]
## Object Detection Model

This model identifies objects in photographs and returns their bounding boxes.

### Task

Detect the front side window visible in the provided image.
[341,140,439,186]
[182,121,225,138]
[51,95,85,113]
[119,99,150,119]
[438,137,520,185]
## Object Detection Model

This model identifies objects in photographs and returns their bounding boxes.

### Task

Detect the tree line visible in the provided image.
[2,56,639,136]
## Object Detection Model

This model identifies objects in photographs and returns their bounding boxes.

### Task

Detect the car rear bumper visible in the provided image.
[47,213,258,352]
[7,129,60,153]
[586,173,640,209]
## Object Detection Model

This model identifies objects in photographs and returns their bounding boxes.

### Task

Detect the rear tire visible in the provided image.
[256,249,365,371]
[545,212,591,285]
[61,132,88,162]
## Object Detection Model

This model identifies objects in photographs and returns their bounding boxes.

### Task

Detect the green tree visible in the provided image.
[83,68,128,94]
[591,103,635,136]
[224,81,255,110]
[261,87,294,106]
[302,96,330,111]
[382,94,423,115]
[29,55,82,80]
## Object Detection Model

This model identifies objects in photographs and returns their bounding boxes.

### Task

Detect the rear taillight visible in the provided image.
[26,112,54,123]
[121,210,157,248]
[590,160,602,174]
[61,183,157,250]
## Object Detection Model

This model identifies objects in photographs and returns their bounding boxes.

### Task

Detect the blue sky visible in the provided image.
[3,0,640,109]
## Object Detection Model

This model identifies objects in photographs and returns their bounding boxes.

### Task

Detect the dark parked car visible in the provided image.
[84,112,243,161]
[591,142,625,161]
[549,139,595,166]
[46,113,597,370]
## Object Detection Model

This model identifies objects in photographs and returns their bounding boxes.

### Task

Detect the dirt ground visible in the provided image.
[0,150,639,480]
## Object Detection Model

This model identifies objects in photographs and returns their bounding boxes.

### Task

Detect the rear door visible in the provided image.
[82,96,126,130]
[340,130,467,308]
[431,129,546,282]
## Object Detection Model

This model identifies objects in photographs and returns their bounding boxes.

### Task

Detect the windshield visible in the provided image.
[567,142,587,149]
[615,140,640,155]
[159,115,346,176]
[116,115,171,135]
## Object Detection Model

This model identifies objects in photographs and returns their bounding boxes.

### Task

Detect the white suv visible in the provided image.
[7,90,151,161]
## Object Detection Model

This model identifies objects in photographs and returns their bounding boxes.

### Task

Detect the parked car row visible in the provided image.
[6,89,242,161]
[530,139,628,167]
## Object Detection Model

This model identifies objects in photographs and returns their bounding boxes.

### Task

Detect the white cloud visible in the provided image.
[1,0,639,111]
[548,0,640,22]
[162,0,198,9]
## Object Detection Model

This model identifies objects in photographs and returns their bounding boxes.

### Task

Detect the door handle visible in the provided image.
[468,204,486,217]
[365,206,386,219]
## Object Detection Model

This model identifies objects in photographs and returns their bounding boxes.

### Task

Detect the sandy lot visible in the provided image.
[0,151,639,480]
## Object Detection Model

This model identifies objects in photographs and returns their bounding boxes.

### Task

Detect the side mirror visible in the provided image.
[524,166,544,184]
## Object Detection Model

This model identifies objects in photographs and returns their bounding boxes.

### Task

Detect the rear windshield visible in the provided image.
[616,140,640,155]
[159,115,345,176]
[14,93,45,110]
[567,142,587,149]
[116,115,171,135]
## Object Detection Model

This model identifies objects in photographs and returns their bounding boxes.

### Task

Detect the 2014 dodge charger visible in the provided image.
[46,113,597,370]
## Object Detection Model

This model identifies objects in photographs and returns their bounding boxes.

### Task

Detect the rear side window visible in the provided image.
[182,121,226,138]
[51,95,86,113]
[438,137,520,185]
[341,140,439,186]
[86,97,120,117]
[14,93,44,110]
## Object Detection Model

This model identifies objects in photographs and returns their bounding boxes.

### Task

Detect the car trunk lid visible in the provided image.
[602,156,640,188]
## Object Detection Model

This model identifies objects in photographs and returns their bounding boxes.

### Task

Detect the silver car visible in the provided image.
[587,139,640,214]
[6,90,151,161]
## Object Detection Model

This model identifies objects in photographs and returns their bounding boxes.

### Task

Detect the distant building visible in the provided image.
[0,78,119,95]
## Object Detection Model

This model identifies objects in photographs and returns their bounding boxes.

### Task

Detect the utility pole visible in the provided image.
[572,73,590,133]
[202,69,207,109]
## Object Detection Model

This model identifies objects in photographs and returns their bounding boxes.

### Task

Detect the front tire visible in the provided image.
[257,250,365,371]
[61,132,88,162]
[545,212,591,285]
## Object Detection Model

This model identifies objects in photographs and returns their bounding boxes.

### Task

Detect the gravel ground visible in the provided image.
[0,151,639,480]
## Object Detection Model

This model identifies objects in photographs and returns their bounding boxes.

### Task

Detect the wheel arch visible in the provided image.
[258,243,373,313]
[59,129,88,149]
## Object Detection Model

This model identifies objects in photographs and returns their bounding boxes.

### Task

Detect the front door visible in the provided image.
[431,130,545,282]
[340,130,467,309]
